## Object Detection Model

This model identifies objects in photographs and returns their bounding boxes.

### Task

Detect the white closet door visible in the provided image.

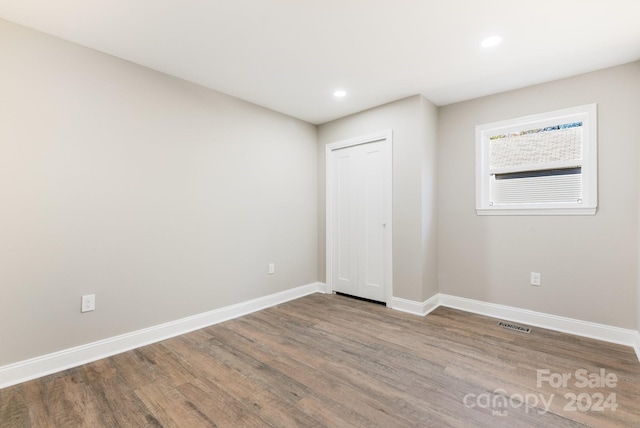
[331,140,387,302]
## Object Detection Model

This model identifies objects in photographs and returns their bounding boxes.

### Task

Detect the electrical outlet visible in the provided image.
[530,272,541,286]
[81,294,95,312]
[268,263,275,275]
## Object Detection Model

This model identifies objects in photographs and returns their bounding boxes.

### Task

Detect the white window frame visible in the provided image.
[476,103,598,216]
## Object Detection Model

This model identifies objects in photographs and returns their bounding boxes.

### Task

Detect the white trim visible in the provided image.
[389,294,439,316]
[386,293,639,362]
[4,287,637,390]
[438,294,638,348]
[0,282,323,390]
[325,130,393,304]
[476,103,598,216]
[477,207,597,216]
[325,130,391,151]
[316,282,329,294]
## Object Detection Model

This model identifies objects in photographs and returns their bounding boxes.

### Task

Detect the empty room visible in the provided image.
[1,1,639,427]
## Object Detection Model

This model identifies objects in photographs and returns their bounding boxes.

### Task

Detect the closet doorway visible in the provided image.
[326,130,392,303]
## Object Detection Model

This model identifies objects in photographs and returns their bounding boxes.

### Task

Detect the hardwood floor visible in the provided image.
[1,293,639,427]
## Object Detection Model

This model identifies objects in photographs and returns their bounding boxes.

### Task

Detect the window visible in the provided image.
[476,104,597,215]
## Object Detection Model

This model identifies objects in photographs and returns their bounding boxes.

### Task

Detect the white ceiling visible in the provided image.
[1,1,639,124]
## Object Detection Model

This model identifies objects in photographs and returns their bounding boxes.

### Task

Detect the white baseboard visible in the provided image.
[0,282,323,390]
[3,286,637,390]
[388,293,640,363]
[438,294,638,348]
[316,282,329,294]
[389,294,439,316]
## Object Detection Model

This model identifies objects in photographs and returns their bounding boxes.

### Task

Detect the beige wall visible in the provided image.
[420,97,439,299]
[637,63,640,335]
[2,16,638,370]
[438,62,640,329]
[317,95,438,302]
[0,20,318,366]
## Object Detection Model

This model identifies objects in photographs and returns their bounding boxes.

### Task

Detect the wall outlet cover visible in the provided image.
[530,272,541,286]
[81,294,96,312]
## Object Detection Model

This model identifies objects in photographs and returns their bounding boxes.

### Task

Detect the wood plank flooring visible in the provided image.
[1,293,639,427]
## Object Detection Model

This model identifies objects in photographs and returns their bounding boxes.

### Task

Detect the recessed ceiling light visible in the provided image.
[481,36,502,48]
[334,90,347,98]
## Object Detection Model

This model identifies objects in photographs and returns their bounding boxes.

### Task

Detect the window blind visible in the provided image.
[476,103,597,215]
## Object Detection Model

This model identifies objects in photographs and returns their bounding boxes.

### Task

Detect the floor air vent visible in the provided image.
[498,321,531,334]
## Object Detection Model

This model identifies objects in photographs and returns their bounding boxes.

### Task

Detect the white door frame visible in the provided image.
[325,130,393,305]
